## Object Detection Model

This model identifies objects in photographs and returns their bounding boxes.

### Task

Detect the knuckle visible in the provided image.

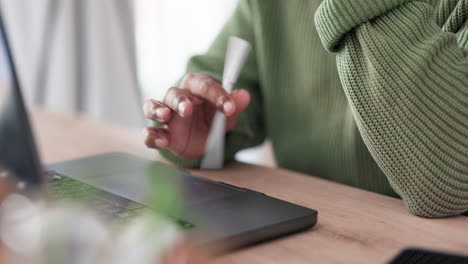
[165,87,180,105]
[143,99,153,105]
[199,78,216,95]
[167,87,179,95]
[186,73,197,80]
[143,99,155,115]
[175,95,189,103]
[199,81,210,95]
[182,73,198,86]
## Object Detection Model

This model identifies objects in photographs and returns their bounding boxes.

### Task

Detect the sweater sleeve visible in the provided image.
[315,0,468,217]
[158,0,265,168]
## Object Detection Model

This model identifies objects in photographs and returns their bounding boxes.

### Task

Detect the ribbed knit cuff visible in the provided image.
[314,0,412,52]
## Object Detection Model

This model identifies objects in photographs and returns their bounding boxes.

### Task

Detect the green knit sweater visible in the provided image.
[159,0,468,218]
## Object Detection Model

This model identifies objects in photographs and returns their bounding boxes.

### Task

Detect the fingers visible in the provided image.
[143,127,170,150]
[163,87,195,118]
[226,89,251,131]
[144,73,250,126]
[181,73,236,116]
[143,99,173,123]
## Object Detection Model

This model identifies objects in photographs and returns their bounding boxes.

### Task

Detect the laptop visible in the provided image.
[0,11,317,251]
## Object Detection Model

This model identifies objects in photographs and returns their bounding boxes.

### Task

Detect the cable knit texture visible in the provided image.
[315,0,468,217]
[159,0,468,217]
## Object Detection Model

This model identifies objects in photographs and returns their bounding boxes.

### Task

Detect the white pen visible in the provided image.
[201,37,251,169]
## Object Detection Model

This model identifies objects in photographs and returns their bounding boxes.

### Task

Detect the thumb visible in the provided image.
[226,89,251,131]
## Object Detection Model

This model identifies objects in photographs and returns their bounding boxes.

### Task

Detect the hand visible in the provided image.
[143,73,251,159]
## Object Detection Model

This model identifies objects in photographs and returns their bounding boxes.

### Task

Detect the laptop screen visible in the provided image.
[0,11,43,192]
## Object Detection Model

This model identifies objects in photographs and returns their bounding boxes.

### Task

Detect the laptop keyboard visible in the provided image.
[47,173,103,200]
[45,172,195,229]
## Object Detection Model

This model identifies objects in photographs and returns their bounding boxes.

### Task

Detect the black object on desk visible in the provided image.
[389,248,468,264]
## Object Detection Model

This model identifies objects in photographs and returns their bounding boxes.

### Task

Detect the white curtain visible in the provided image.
[0,0,143,128]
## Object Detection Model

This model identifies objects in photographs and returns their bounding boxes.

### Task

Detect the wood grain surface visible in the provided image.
[32,111,468,264]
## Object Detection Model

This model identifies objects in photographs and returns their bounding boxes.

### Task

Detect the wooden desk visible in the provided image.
[32,111,468,264]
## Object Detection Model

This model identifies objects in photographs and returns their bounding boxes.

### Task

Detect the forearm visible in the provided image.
[315,0,468,217]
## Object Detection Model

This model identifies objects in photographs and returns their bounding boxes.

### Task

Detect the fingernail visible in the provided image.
[155,137,168,148]
[223,101,235,115]
[155,107,169,119]
[142,129,149,137]
[178,101,188,117]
